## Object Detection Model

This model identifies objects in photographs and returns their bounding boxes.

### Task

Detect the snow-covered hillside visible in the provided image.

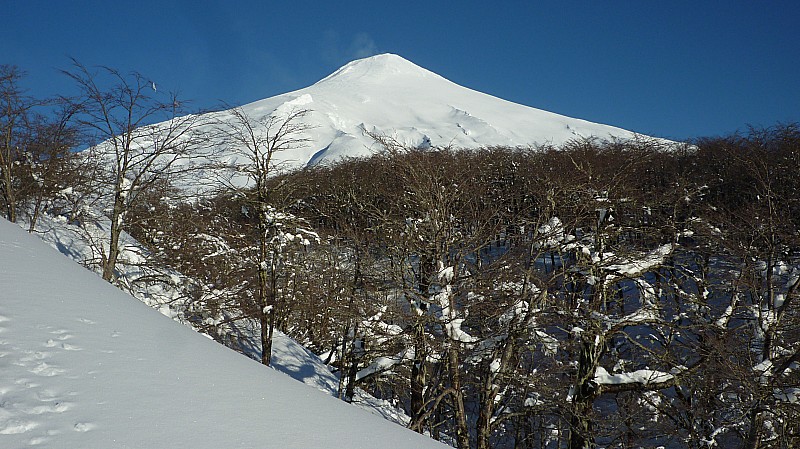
[200,53,654,170]
[0,218,447,448]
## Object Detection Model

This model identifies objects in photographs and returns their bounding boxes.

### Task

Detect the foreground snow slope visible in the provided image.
[0,218,447,448]
[25,212,410,425]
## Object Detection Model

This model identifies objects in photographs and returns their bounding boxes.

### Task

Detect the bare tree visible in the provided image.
[0,65,37,223]
[24,101,81,232]
[693,129,800,449]
[214,105,316,366]
[63,60,210,282]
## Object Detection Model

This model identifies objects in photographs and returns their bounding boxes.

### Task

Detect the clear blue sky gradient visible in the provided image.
[3,1,798,141]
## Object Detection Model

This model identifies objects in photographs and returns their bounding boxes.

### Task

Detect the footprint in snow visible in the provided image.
[34,390,62,402]
[0,419,38,435]
[15,378,41,389]
[29,362,65,377]
[46,339,81,351]
[49,329,73,340]
[19,351,50,363]
[28,435,50,445]
[24,401,73,415]
[73,422,96,432]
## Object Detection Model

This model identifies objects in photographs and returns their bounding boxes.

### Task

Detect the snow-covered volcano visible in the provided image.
[207,53,650,168]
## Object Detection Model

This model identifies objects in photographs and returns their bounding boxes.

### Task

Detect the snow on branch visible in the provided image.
[355,349,413,382]
[594,366,675,389]
[594,309,661,336]
[604,243,674,280]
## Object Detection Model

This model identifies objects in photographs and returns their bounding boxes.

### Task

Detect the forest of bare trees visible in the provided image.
[126,125,800,449]
[2,64,798,449]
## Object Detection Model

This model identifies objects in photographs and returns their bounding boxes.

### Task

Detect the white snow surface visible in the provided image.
[172,54,664,185]
[0,218,447,448]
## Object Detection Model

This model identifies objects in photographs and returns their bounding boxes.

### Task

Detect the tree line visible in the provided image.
[140,128,800,449]
[2,62,798,449]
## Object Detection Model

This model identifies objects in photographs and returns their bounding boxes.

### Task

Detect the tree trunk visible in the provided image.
[27,197,42,233]
[342,324,360,402]
[410,322,427,431]
[344,351,358,403]
[476,392,494,449]
[102,193,125,282]
[570,336,602,449]
[260,309,272,366]
[2,176,15,223]
[258,247,272,366]
[743,403,763,449]
[1,129,17,223]
[447,346,470,449]
[102,220,121,281]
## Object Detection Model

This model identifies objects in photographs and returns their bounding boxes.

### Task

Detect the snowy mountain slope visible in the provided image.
[189,54,661,173]
[0,218,447,448]
[24,212,410,426]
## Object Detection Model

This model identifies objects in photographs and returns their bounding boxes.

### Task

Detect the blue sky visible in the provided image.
[3,1,798,140]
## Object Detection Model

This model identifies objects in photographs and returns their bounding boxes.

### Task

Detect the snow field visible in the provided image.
[0,218,448,448]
